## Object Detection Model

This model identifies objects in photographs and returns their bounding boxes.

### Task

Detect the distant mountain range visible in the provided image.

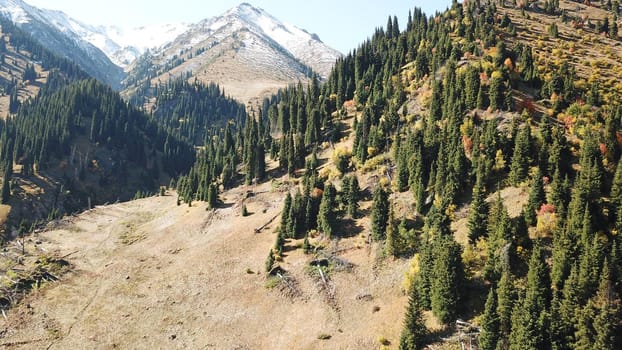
[0,1,341,101]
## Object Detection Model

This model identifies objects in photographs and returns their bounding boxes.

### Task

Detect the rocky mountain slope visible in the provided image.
[123,3,342,104]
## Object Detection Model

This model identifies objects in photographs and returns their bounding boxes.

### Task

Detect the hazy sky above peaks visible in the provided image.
[23,0,452,53]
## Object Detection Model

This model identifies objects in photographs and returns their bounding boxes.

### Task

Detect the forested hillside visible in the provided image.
[0,78,195,240]
[133,76,248,146]
[175,0,622,348]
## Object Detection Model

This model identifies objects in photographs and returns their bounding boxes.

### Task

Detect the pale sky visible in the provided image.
[22,0,452,53]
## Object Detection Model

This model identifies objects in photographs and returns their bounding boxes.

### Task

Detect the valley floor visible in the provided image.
[1,180,408,349]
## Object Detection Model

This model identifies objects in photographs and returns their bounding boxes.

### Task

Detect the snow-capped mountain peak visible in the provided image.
[122,2,341,103]
[81,23,191,68]
[1,1,341,98]
[196,2,342,78]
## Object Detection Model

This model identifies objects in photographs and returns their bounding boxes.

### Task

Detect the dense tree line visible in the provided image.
[150,78,247,145]
[3,79,194,174]
[268,159,362,263]
[243,0,622,348]
[175,101,271,204]
[376,2,622,349]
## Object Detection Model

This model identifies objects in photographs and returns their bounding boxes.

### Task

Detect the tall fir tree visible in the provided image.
[344,175,361,218]
[1,163,10,204]
[399,278,428,350]
[479,287,500,350]
[317,183,337,238]
[551,263,580,350]
[385,204,399,257]
[396,139,410,192]
[509,125,532,185]
[415,230,434,309]
[207,183,218,209]
[280,192,292,236]
[509,243,551,350]
[371,185,390,241]
[255,142,266,181]
[496,269,515,346]
[467,172,489,243]
[489,73,505,111]
[524,168,545,226]
[430,235,465,324]
[484,194,512,283]
[592,262,619,349]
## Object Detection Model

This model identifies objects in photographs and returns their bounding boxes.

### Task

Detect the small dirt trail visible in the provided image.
[42,206,145,350]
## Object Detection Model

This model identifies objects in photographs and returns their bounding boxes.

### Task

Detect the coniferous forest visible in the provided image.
[1,0,622,348]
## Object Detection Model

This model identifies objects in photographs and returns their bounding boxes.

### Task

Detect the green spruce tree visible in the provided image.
[509,125,532,185]
[479,287,500,350]
[317,183,337,238]
[1,164,10,204]
[399,278,428,350]
[509,243,551,350]
[467,173,489,243]
[430,235,465,324]
[524,169,545,226]
[385,204,399,257]
[371,185,390,241]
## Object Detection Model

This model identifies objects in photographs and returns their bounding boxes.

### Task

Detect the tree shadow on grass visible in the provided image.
[460,277,488,321]
[217,201,234,209]
[356,207,371,218]
[336,218,364,238]
[282,240,300,254]
[426,326,457,345]
[265,166,288,181]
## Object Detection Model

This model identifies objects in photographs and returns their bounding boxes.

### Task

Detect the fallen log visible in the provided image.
[59,250,79,259]
[254,214,279,233]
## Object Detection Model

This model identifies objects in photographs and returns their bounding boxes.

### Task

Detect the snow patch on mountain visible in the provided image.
[0,0,30,24]
[3,1,187,69]
[203,2,342,77]
[6,1,340,80]
[79,24,190,67]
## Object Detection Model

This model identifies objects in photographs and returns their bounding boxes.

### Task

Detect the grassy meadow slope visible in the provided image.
[1,173,409,349]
